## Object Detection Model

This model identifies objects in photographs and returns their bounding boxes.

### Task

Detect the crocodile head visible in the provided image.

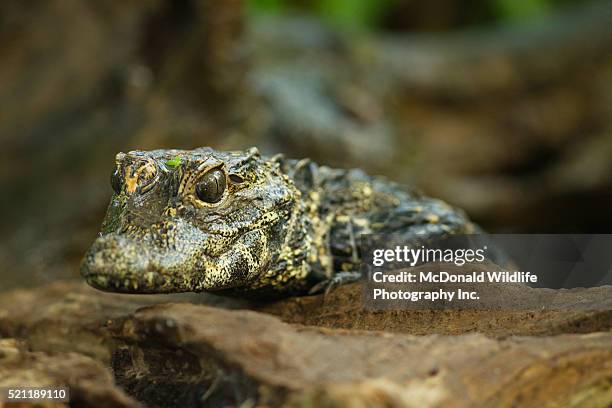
[81,147,303,293]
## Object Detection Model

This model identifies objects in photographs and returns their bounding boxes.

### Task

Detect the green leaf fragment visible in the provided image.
[165,156,182,167]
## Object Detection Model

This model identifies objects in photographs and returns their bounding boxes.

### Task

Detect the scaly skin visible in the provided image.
[81,147,475,297]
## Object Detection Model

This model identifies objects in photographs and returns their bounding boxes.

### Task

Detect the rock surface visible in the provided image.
[0,281,611,407]
[0,339,141,408]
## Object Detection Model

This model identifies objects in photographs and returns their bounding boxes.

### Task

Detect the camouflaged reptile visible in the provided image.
[81,147,476,297]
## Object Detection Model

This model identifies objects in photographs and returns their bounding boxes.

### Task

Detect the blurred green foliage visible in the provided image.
[493,0,552,21]
[249,0,397,31]
[248,0,593,31]
[313,0,397,31]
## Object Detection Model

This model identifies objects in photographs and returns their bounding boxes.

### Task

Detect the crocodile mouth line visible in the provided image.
[83,264,202,294]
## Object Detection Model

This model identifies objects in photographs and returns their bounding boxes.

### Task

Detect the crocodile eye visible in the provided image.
[111,168,122,194]
[196,168,226,204]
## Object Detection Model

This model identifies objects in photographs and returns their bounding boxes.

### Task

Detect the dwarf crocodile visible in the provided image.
[81,147,476,297]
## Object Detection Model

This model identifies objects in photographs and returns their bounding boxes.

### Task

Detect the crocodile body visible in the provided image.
[81,147,475,297]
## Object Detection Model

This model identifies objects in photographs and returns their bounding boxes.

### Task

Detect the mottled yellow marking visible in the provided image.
[336,215,350,223]
[426,214,440,224]
[145,272,156,285]
[125,173,138,193]
[353,218,369,227]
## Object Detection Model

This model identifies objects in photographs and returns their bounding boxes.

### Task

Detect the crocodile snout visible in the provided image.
[80,234,189,293]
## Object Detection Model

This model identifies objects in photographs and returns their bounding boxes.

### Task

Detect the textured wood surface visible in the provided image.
[1,282,610,407]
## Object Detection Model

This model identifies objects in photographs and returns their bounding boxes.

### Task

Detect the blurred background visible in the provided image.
[2,0,612,291]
